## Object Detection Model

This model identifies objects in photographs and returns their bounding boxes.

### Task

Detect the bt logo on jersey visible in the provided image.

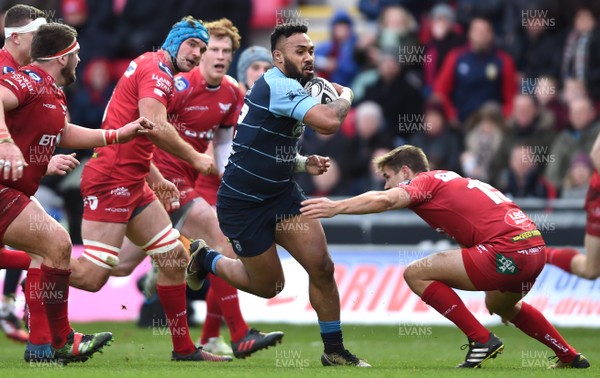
[38,134,59,146]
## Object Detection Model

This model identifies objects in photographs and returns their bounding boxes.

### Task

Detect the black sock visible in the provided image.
[321,331,344,354]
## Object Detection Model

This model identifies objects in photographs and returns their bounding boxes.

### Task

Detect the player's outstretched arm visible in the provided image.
[300,187,411,218]
[59,117,154,149]
[303,83,353,135]
[139,97,215,175]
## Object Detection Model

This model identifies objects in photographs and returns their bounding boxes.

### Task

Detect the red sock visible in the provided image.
[25,268,51,345]
[40,264,72,348]
[200,286,222,344]
[208,274,249,342]
[0,248,31,269]
[511,302,578,362]
[421,281,489,343]
[157,283,196,355]
[545,247,578,273]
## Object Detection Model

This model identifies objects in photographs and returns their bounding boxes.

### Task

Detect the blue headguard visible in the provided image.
[161,18,209,61]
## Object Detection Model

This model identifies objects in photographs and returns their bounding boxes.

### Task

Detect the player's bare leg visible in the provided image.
[124,200,231,362]
[485,291,589,368]
[179,198,283,358]
[403,249,501,368]
[5,201,112,363]
[110,238,147,277]
[546,235,600,280]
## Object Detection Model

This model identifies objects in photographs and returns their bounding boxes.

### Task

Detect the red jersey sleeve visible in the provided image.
[137,61,174,107]
[0,72,34,106]
[398,173,436,207]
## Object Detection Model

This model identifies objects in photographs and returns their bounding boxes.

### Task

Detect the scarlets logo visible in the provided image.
[504,209,533,229]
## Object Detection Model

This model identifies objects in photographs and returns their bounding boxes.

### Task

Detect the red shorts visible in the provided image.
[0,185,32,241]
[81,168,156,223]
[462,244,546,293]
[585,185,600,237]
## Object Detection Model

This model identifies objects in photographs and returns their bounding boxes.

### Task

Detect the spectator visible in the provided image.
[409,100,462,172]
[545,96,600,189]
[562,77,588,106]
[361,48,423,145]
[434,16,517,124]
[491,94,557,185]
[501,144,556,199]
[535,75,568,131]
[507,10,562,81]
[314,9,359,87]
[561,7,600,103]
[345,101,393,195]
[422,4,465,95]
[460,104,505,183]
[454,0,505,33]
[561,153,594,198]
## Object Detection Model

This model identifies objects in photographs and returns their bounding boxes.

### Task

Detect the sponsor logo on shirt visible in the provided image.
[218,102,232,112]
[42,103,57,109]
[496,253,519,275]
[184,105,209,112]
[105,207,129,213]
[124,61,137,78]
[511,229,541,242]
[154,88,165,97]
[23,70,42,82]
[110,186,131,197]
[2,66,14,74]
[83,195,98,211]
[158,61,173,78]
[504,209,533,229]
[175,77,189,91]
[286,88,305,101]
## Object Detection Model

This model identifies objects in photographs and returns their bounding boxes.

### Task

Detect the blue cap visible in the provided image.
[161,18,209,60]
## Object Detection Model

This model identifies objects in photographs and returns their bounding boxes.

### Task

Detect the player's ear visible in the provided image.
[273,50,282,63]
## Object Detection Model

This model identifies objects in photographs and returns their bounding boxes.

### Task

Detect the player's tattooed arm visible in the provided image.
[326,99,350,124]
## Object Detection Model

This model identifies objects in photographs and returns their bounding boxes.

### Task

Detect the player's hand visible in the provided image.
[306,155,330,176]
[118,117,155,143]
[152,178,181,212]
[0,141,27,181]
[45,153,79,176]
[300,197,339,219]
[331,82,344,96]
[193,153,216,175]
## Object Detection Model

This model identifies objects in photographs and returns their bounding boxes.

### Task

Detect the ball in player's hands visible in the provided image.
[304,77,339,104]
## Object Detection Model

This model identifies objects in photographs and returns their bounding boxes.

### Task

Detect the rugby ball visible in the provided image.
[304,77,338,104]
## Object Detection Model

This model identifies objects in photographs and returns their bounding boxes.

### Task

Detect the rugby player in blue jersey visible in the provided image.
[186,23,369,367]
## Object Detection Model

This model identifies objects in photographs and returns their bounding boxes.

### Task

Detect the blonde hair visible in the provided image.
[205,18,241,52]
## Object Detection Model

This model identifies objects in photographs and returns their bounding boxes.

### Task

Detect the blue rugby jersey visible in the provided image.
[218,67,320,202]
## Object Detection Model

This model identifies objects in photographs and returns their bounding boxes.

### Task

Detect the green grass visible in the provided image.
[0,322,598,377]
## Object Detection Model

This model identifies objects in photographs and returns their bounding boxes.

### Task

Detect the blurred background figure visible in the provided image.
[561,7,600,105]
[460,104,505,184]
[315,9,359,87]
[345,101,393,195]
[434,16,516,126]
[236,45,273,94]
[409,100,462,172]
[534,75,568,131]
[545,96,600,192]
[561,153,594,199]
[501,144,556,199]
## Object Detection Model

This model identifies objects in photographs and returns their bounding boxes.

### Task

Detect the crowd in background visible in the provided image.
[1,0,599,242]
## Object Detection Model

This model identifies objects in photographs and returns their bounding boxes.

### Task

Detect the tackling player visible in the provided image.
[0,4,79,343]
[186,23,370,367]
[300,145,589,369]
[546,131,600,279]
[0,23,152,363]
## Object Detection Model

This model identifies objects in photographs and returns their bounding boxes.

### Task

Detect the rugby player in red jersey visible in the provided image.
[546,132,600,279]
[0,5,79,343]
[111,19,283,359]
[0,23,152,363]
[300,145,589,369]
[69,16,230,362]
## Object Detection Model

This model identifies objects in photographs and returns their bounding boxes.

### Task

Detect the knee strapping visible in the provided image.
[82,240,120,269]
[142,226,181,256]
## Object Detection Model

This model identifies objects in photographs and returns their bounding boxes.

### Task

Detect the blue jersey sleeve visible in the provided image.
[268,77,319,122]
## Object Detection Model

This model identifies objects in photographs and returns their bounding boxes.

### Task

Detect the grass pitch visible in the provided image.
[0,322,598,377]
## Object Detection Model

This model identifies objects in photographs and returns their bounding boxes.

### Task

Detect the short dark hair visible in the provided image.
[5,4,45,27]
[270,23,308,52]
[373,145,430,174]
[31,23,77,61]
